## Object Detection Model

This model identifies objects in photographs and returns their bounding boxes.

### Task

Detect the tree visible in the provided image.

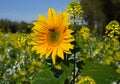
[102,0,120,23]
[80,0,120,35]
[0,19,12,32]
[0,19,32,33]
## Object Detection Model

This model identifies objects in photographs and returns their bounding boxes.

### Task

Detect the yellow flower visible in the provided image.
[20,77,28,82]
[80,26,90,40]
[36,61,43,67]
[116,68,120,73]
[19,69,26,75]
[54,64,62,70]
[103,56,113,65]
[28,66,34,74]
[105,20,120,39]
[12,74,19,79]
[114,51,120,61]
[18,34,28,47]
[77,76,96,84]
[66,1,83,17]
[5,59,11,64]
[31,8,74,64]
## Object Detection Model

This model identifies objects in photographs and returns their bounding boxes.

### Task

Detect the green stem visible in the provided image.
[73,48,76,84]
[73,16,76,84]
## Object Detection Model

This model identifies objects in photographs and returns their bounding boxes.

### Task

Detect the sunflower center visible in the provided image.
[48,28,60,44]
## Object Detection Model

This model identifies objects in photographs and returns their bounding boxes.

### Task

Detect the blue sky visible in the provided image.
[0,0,71,23]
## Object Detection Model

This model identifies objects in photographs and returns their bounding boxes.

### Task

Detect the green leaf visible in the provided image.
[81,61,120,84]
[31,63,74,84]
[59,63,74,84]
[32,78,58,84]
[31,69,57,84]
[34,69,55,78]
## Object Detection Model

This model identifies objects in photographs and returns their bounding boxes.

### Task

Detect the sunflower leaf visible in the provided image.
[59,63,74,83]
[31,63,73,84]
[31,68,58,84]
[81,61,120,84]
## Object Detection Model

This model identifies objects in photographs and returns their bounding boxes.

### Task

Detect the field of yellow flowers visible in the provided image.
[0,1,120,84]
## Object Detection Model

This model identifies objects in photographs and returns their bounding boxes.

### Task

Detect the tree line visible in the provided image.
[0,19,32,33]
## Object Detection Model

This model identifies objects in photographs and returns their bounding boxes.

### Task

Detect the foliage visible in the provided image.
[31,63,73,84]
[0,19,32,33]
[81,61,120,84]
[0,32,44,84]
[81,0,120,34]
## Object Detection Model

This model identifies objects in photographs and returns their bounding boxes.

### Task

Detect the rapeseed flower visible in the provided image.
[80,26,90,40]
[18,34,28,47]
[105,20,120,40]
[77,76,96,84]
[66,1,83,17]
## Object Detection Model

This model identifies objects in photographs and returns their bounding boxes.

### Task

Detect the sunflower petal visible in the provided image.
[45,47,52,58]
[61,43,74,51]
[51,47,57,64]
[38,14,47,22]
[64,50,72,54]
[48,8,57,25]
[57,47,64,60]
[46,49,52,58]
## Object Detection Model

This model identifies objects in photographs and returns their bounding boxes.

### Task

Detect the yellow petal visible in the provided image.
[33,25,47,34]
[66,29,74,33]
[63,30,74,36]
[32,46,42,54]
[45,47,52,58]
[51,47,57,64]
[35,44,49,58]
[32,46,38,51]
[48,8,57,25]
[64,50,71,54]
[57,47,64,60]
[61,43,74,51]
[63,11,70,21]
[40,46,51,58]
[45,49,52,58]
[38,14,47,22]
[63,38,75,42]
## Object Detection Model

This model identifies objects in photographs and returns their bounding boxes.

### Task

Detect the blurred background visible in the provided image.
[0,0,120,34]
[0,0,70,33]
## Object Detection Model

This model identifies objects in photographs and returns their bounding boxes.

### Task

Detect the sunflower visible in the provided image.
[31,8,74,64]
